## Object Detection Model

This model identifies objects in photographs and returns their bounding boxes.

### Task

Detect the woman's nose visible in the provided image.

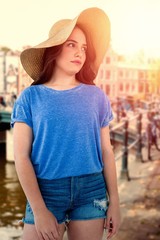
[75,48,83,57]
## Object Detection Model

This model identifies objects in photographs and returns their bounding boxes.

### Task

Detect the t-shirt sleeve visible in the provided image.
[10,90,33,128]
[99,91,114,127]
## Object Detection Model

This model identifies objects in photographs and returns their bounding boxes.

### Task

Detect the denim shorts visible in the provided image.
[22,172,109,224]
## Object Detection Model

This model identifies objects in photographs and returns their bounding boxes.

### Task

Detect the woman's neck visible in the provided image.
[44,76,80,91]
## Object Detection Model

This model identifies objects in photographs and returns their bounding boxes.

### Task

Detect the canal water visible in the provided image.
[0,143,25,239]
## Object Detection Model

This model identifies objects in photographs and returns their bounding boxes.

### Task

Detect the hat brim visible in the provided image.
[20,7,110,81]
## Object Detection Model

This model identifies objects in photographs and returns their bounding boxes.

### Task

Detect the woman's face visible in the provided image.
[55,27,87,76]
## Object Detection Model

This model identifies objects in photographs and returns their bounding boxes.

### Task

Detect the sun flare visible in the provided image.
[110,2,160,56]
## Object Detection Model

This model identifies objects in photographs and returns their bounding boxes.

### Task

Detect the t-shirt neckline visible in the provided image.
[40,83,84,93]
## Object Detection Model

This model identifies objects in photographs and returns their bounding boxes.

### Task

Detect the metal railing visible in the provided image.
[110,110,160,180]
[110,113,142,181]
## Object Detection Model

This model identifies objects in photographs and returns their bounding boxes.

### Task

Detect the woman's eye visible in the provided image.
[82,47,87,52]
[68,43,75,47]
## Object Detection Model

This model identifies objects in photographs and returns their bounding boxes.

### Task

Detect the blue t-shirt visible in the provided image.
[11,83,113,179]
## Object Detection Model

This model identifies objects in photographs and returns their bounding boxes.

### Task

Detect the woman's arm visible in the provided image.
[101,126,121,239]
[13,122,60,240]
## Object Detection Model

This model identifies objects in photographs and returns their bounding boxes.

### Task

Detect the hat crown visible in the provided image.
[49,19,72,38]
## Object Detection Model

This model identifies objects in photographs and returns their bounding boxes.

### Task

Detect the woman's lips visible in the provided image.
[71,60,82,65]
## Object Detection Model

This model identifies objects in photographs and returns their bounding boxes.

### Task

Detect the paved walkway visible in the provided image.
[107,147,160,240]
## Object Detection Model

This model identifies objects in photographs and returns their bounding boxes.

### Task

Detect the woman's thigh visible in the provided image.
[67,219,105,240]
[22,223,66,240]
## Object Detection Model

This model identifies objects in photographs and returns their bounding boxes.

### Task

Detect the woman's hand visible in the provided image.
[104,202,121,239]
[34,207,60,240]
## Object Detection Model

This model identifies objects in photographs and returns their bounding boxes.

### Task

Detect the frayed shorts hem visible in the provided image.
[22,215,106,225]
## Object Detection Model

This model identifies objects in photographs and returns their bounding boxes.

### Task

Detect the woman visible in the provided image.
[11,7,120,240]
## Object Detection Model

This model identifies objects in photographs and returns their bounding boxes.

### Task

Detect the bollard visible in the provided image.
[116,97,120,122]
[120,119,130,181]
[147,122,152,160]
[136,113,143,161]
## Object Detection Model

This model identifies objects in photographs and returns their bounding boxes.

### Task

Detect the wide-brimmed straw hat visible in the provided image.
[20,7,110,81]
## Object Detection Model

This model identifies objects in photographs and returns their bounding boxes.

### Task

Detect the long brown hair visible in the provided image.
[32,26,96,86]
[31,45,63,85]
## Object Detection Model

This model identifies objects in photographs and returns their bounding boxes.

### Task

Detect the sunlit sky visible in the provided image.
[0,0,160,57]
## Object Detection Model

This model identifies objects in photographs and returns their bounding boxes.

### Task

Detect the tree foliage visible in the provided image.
[0,46,11,53]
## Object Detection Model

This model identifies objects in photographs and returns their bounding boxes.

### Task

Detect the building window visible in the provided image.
[146,83,149,93]
[138,71,144,79]
[119,83,123,91]
[106,57,110,64]
[105,70,110,79]
[138,83,143,92]
[126,84,130,92]
[119,70,123,77]
[105,84,110,94]
[100,69,103,79]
